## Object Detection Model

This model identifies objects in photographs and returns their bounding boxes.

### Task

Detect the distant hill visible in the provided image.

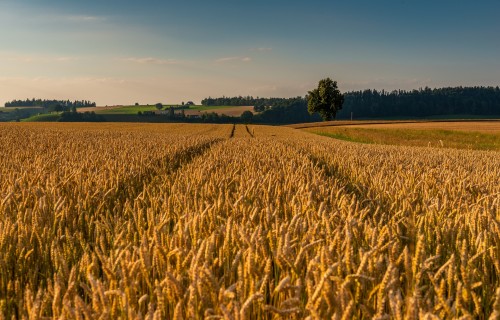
[80,105,253,116]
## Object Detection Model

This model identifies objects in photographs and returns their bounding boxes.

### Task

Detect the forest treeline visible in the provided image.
[4,99,96,109]
[202,86,500,122]
[339,86,500,118]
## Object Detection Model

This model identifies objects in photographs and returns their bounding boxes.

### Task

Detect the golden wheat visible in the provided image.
[0,122,498,319]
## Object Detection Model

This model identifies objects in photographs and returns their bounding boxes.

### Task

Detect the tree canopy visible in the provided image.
[307,78,344,121]
[240,110,254,123]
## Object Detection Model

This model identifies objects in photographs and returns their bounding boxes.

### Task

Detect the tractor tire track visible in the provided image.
[245,125,254,138]
[230,124,236,138]
[100,138,225,213]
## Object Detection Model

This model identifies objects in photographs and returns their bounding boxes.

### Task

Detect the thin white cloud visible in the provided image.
[55,56,79,62]
[4,53,79,63]
[215,56,252,63]
[252,47,273,52]
[122,57,185,65]
[64,15,106,22]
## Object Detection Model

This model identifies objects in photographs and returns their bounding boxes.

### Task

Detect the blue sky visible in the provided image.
[1,0,499,105]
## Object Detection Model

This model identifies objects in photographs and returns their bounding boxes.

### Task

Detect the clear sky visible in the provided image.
[1,0,499,105]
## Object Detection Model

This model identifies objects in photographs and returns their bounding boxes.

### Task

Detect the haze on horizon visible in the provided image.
[1,0,499,106]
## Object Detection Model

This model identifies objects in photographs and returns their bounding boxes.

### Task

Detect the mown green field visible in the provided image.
[305,126,500,150]
[20,113,61,122]
[0,107,44,113]
[92,105,159,114]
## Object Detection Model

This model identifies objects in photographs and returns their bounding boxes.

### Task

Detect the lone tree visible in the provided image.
[240,110,254,123]
[155,103,163,110]
[307,77,344,121]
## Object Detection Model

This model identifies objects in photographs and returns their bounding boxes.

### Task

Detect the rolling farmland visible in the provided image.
[78,105,254,117]
[0,123,499,319]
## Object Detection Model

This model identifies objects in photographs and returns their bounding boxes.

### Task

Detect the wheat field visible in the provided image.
[0,123,499,319]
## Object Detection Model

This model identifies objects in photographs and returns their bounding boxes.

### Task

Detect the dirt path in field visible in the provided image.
[288,120,418,129]
[333,121,500,133]
[289,119,500,131]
